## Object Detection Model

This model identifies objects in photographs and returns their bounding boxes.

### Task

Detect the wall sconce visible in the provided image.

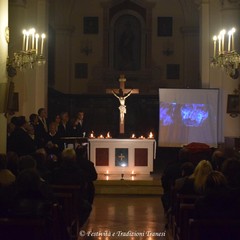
[7,28,46,77]
[81,39,92,56]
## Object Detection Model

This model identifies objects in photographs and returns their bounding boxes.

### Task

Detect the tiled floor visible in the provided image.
[78,195,169,240]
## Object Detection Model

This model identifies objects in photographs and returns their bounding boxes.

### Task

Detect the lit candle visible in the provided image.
[228,30,231,52]
[40,33,46,55]
[98,134,104,139]
[131,176,135,181]
[106,132,111,138]
[218,35,221,54]
[106,176,109,181]
[131,134,136,138]
[106,170,109,174]
[35,34,39,55]
[22,29,27,51]
[148,132,154,138]
[26,31,29,51]
[131,170,134,174]
[231,28,236,51]
[220,29,226,52]
[213,36,217,58]
[30,28,35,49]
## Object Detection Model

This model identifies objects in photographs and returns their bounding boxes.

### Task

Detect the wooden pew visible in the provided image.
[0,203,65,240]
[188,218,240,240]
[50,185,83,239]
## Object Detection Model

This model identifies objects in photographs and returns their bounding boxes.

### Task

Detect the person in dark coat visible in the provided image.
[51,148,92,227]
[8,116,36,156]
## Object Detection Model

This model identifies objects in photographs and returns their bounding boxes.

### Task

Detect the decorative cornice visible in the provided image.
[9,0,27,7]
[220,0,240,7]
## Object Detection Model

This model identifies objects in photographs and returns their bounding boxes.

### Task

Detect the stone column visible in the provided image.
[220,0,240,138]
[0,0,8,153]
[198,0,210,88]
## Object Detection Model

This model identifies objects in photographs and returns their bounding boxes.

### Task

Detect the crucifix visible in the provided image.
[106,74,139,135]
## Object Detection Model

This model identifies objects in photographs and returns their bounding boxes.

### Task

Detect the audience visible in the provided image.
[58,111,70,137]
[6,151,19,177]
[161,147,190,212]
[0,154,16,186]
[195,171,238,219]
[8,116,36,156]
[178,159,212,195]
[51,148,93,227]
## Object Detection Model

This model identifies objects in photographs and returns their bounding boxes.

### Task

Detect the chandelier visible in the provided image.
[7,28,46,77]
[211,28,240,79]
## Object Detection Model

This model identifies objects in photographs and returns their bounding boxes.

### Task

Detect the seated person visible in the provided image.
[195,171,238,219]
[0,154,16,187]
[76,147,98,204]
[178,159,212,195]
[45,122,61,155]
[51,148,92,227]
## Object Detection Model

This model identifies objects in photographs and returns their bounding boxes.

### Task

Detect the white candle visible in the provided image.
[232,28,236,51]
[221,30,226,52]
[40,33,46,55]
[31,28,35,49]
[131,170,134,174]
[22,29,27,51]
[26,31,29,51]
[228,31,231,52]
[35,34,39,55]
[213,36,217,58]
[218,35,221,54]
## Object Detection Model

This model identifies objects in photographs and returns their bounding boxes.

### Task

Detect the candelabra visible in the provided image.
[7,28,46,77]
[211,28,240,79]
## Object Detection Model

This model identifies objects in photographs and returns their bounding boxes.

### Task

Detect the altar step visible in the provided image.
[94,174,163,195]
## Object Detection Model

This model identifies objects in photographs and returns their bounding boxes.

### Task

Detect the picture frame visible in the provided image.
[158,17,173,37]
[227,94,240,113]
[83,17,99,34]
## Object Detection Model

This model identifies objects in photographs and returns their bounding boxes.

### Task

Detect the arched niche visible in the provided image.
[101,0,155,82]
[109,10,146,71]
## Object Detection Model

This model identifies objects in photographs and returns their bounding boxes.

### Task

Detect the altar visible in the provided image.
[88,138,156,175]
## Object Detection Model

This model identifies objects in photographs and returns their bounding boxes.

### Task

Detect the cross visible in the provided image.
[106,74,139,135]
[118,153,125,161]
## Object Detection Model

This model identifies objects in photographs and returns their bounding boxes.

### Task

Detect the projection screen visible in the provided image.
[158,88,219,147]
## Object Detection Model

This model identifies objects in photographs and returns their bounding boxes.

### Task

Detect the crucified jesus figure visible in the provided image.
[112,89,133,124]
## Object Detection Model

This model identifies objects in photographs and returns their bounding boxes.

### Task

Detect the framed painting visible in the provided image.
[158,17,173,37]
[83,17,99,34]
[227,94,240,113]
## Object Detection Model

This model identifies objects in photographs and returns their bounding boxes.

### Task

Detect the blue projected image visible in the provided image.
[160,103,209,127]
[181,104,208,127]
[159,102,174,126]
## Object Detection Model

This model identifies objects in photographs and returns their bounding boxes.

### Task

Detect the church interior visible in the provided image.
[0,0,240,239]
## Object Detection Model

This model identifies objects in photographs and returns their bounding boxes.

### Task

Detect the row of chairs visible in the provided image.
[169,193,240,240]
[0,185,83,240]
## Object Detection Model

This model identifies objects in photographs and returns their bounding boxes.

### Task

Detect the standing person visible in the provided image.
[8,116,37,156]
[38,108,49,147]
[76,111,88,137]
[58,111,70,137]
[53,114,61,132]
